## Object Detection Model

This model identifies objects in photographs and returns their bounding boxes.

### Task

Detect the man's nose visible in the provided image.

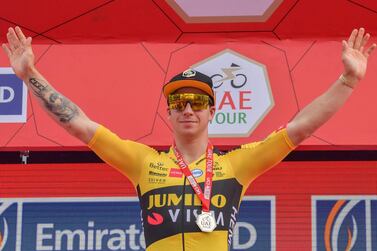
[183,102,194,114]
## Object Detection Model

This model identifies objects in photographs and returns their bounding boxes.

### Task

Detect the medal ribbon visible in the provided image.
[173,143,214,212]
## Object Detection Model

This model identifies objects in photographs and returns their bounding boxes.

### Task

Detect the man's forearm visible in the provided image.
[25,68,80,124]
[287,78,354,145]
[28,76,79,123]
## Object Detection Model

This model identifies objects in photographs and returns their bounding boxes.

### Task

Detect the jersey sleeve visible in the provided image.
[225,127,296,186]
[87,125,156,185]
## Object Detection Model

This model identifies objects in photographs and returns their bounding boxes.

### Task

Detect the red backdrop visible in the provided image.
[0,0,376,150]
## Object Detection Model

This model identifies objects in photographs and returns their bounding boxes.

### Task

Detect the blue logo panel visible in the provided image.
[21,201,143,251]
[0,197,275,251]
[312,197,377,251]
[315,200,366,251]
[0,68,27,123]
[0,74,23,115]
[233,199,273,250]
[0,203,18,251]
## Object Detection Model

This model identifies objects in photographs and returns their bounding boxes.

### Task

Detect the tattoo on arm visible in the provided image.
[29,78,79,123]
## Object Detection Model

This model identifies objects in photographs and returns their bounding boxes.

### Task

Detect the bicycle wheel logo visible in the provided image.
[192,49,274,137]
[211,63,247,89]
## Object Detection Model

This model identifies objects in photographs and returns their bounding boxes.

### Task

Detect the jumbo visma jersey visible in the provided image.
[88,126,296,251]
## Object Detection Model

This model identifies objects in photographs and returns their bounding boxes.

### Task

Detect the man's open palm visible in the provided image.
[2,27,35,80]
[342,28,376,84]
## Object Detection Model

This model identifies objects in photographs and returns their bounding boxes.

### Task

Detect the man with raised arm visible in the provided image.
[2,27,375,251]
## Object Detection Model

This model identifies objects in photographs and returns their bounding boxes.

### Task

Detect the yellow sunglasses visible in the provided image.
[168,93,210,111]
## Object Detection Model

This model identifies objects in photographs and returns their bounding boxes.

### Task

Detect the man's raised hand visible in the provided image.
[341,28,376,87]
[2,27,35,80]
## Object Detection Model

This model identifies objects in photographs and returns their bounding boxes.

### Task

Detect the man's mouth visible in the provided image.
[179,121,197,123]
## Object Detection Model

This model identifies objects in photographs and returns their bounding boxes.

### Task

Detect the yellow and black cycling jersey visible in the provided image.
[88,125,295,251]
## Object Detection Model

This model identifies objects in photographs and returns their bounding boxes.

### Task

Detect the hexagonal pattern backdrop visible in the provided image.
[0,0,376,149]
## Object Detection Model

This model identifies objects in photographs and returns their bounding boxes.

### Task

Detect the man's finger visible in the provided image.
[26,37,32,45]
[7,28,21,50]
[2,44,12,58]
[364,43,377,58]
[342,40,348,52]
[347,29,358,48]
[354,28,365,50]
[15,26,27,43]
[7,32,16,51]
[359,33,370,53]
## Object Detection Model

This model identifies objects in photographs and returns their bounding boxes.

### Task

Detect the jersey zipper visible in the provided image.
[181,177,186,251]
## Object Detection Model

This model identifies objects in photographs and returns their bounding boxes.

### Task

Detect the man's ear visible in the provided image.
[167,108,171,116]
[209,106,216,121]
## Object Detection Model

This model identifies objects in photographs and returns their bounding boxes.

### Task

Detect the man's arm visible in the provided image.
[2,27,98,143]
[287,28,376,146]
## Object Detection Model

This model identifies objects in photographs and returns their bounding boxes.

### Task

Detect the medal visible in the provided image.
[196,211,217,232]
[173,143,216,232]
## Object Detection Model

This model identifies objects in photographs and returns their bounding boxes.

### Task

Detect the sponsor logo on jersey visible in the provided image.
[141,180,275,250]
[148,178,166,184]
[213,163,223,171]
[148,171,167,177]
[169,168,183,178]
[149,162,168,172]
[191,168,203,178]
[147,193,227,210]
[0,68,27,123]
[312,196,377,251]
[147,212,164,226]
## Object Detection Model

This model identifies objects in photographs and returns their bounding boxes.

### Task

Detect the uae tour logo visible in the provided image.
[192,49,274,137]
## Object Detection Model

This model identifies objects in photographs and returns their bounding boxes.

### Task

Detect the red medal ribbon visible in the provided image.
[173,143,214,212]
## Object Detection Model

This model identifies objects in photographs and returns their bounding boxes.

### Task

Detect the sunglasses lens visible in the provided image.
[190,101,207,111]
[169,101,186,111]
[169,94,209,111]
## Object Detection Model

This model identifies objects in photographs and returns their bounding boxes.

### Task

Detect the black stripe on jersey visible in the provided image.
[139,178,243,248]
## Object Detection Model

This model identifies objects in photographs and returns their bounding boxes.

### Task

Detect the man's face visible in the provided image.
[167,87,215,138]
